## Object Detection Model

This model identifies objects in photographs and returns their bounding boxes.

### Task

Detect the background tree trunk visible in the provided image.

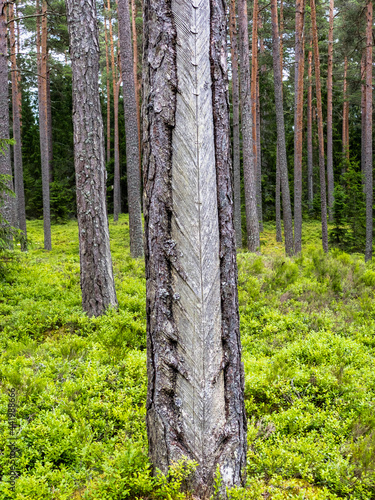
[271,0,294,256]
[9,0,27,249]
[294,0,304,254]
[307,36,313,211]
[238,0,260,251]
[131,0,141,174]
[142,0,247,494]
[117,0,144,258]
[361,50,366,186]
[104,14,111,165]
[365,0,372,262]
[229,0,242,247]
[107,0,121,221]
[311,0,328,253]
[37,0,52,250]
[326,0,334,220]
[65,0,118,316]
[47,66,53,183]
[276,145,282,242]
[342,56,349,163]
[0,0,15,235]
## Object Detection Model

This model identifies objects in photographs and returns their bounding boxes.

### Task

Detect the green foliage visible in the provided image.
[329,161,366,253]
[1,219,375,499]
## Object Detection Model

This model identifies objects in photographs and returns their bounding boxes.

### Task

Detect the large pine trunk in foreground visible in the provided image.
[117,0,144,258]
[271,0,294,256]
[238,0,260,251]
[65,0,118,317]
[142,0,247,495]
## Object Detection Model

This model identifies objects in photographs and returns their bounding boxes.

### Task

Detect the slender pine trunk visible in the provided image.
[342,56,349,165]
[294,0,304,254]
[271,0,294,256]
[104,15,111,165]
[276,145,282,242]
[307,36,313,211]
[326,0,334,220]
[131,0,141,175]
[238,0,260,251]
[311,0,328,253]
[365,0,372,262]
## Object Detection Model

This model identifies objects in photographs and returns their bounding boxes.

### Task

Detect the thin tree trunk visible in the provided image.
[117,0,143,258]
[326,0,334,220]
[47,66,53,183]
[104,15,111,165]
[311,0,328,252]
[342,56,349,164]
[16,2,21,127]
[276,145,282,242]
[271,0,294,256]
[229,0,242,247]
[37,0,51,250]
[307,35,313,210]
[131,0,141,174]
[65,0,118,316]
[361,50,366,186]
[251,0,261,232]
[294,0,304,254]
[256,59,262,232]
[365,0,372,262]
[9,0,27,249]
[0,0,15,237]
[143,0,246,492]
[238,0,260,251]
[107,0,121,221]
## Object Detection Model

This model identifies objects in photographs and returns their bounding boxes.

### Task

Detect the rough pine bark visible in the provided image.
[47,67,53,183]
[65,0,118,316]
[37,0,52,250]
[229,0,242,247]
[294,0,304,254]
[326,0,334,220]
[117,0,144,258]
[271,0,293,256]
[311,0,328,253]
[365,0,372,262]
[0,0,15,234]
[9,1,27,249]
[256,59,262,232]
[307,36,313,210]
[142,0,247,494]
[238,0,260,251]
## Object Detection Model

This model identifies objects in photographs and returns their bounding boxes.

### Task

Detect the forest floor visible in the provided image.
[1,217,375,499]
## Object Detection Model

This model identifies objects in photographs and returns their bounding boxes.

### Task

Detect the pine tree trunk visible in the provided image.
[256,66,262,232]
[238,0,260,251]
[104,15,111,165]
[37,0,52,250]
[47,66,53,183]
[131,0,141,174]
[294,0,304,254]
[276,145,283,242]
[361,50,366,185]
[251,0,262,232]
[307,37,313,210]
[117,0,144,258]
[229,0,242,247]
[365,0,372,262]
[271,0,294,256]
[142,0,247,494]
[107,0,121,222]
[0,0,15,236]
[65,0,118,316]
[9,1,27,249]
[311,0,328,253]
[342,56,349,164]
[326,0,334,220]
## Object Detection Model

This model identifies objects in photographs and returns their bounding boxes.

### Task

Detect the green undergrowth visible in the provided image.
[0,217,374,499]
